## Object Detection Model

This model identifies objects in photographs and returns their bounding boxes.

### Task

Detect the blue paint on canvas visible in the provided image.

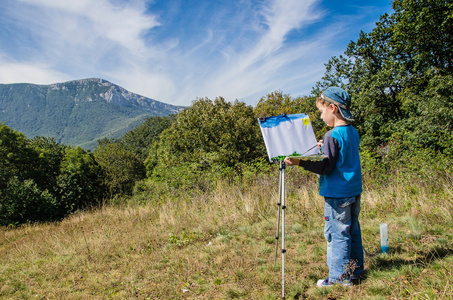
[258,113,308,128]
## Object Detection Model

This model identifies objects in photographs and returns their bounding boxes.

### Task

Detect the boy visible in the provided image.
[285,87,364,287]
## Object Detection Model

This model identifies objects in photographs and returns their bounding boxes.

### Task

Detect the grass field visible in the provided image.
[1,167,452,299]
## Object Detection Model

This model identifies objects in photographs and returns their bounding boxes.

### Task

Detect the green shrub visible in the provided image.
[0,177,58,225]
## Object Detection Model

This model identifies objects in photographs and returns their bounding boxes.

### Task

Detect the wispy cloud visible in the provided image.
[0,0,391,105]
[1,0,160,82]
[202,0,323,101]
[0,57,67,84]
[18,0,159,53]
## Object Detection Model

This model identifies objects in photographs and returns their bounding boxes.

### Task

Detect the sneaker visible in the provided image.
[317,278,331,287]
[317,278,352,288]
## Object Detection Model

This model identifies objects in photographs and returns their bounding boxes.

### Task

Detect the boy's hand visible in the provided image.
[317,139,323,149]
[284,157,300,166]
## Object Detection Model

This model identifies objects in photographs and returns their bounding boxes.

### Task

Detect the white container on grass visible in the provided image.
[380,223,389,253]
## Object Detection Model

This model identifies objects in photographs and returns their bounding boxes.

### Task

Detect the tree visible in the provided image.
[254,91,298,118]
[119,115,175,161]
[0,177,58,226]
[0,124,108,225]
[0,123,35,188]
[146,98,266,188]
[156,98,264,167]
[27,136,67,193]
[56,147,106,214]
[391,74,453,156]
[94,142,146,196]
[391,0,453,76]
[314,0,453,151]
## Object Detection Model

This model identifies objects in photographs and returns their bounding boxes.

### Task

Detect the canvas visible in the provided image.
[258,113,321,162]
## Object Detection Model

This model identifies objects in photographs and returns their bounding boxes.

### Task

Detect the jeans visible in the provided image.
[324,195,364,283]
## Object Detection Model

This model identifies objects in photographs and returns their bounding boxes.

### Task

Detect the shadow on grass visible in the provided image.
[368,245,453,270]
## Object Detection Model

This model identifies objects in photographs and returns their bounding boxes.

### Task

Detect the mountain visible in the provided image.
[0,78,184,149]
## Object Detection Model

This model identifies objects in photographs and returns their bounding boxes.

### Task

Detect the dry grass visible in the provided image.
[1,168,453,299]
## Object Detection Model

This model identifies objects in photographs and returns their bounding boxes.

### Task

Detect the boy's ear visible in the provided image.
[329,103,337,112]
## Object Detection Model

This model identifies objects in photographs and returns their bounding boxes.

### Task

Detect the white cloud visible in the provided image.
[18,0,159,54]
[260,0,320,51]
[172,0,326,104]
[106,67,176,102]
[0,58,69,84]
[0,0,392,106]
[1,0,163,86]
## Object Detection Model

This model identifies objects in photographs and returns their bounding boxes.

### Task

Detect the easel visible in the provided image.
[257,113,321,299]
[274,160,287,299]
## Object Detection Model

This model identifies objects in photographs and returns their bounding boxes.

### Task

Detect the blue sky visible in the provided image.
[0,0,392,106]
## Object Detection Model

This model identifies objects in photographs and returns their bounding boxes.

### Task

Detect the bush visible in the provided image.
[0,125,108,226]
[94,142,146,196]
[56,147,106,213]
[0,177,58,226]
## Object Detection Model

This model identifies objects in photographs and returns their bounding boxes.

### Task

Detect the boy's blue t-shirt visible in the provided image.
[299,125,362,198]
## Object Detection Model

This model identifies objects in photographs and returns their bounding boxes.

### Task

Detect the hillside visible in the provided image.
[0,78,184,149]
[1,170,452,299]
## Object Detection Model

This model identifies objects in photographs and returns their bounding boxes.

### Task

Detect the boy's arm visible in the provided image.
[298,135,339,175]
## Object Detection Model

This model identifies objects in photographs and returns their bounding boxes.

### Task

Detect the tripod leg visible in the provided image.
[273,161,287,299]
[281,162,286,300]
[274,162,283,264]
